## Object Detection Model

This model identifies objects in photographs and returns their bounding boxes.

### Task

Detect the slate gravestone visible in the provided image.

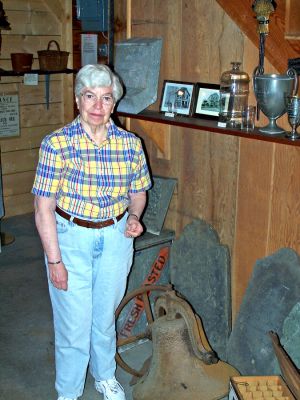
[115,37,162,114]
[281,302,300,367]
[117,176,176,338]
[227,248,300,375]
[269,301,300,374]
[142,176,177,235]
[170,219,231,361]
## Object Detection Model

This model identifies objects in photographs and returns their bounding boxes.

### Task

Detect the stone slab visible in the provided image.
[269,301,300,374]
[116,173,176,337]
[117,234,174,337]
[115,37,162,114]
[227,248,300,375]
[281,302,300,368]
[142,176,177,235]
[170,219,231,360]
[135,229,175,252]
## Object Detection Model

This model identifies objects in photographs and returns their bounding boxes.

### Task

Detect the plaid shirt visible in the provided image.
[32,116,151,219]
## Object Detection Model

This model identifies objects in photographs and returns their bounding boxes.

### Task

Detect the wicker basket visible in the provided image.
[38,40,69,72]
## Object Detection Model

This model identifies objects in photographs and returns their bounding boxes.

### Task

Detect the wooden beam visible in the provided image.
[43,0,64,23]
[61,0,74,124]
[125,0,132,132]
[126,0,132,39]
[135,120,171,160]
[285,0,300,39]
[216,0,300,73]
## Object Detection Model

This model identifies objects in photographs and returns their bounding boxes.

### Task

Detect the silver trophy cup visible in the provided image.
[285,95,300,140]
[253,68,298,135]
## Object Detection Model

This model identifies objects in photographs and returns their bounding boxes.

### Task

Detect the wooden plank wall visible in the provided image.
[216,0,300,74]
[114,0,299,317]
[0,0,73,217]
[1,0,298,317]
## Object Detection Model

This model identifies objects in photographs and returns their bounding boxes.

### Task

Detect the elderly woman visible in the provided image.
[32,64,151,400]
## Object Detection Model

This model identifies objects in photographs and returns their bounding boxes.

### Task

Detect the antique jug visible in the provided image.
[219,62,250,128]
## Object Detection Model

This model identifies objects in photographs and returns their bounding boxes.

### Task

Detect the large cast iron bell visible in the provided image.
[132,290,239,400]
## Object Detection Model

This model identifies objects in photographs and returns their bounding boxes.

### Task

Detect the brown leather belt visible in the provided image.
[55,206,126,229]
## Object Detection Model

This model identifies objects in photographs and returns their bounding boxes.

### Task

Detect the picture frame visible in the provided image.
[193,82,220,120]
[160,80,195,116]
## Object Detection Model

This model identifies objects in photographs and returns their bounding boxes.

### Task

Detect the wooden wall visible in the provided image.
[0,0,73,217]
[1,0,299,317]
[114,0,299,317]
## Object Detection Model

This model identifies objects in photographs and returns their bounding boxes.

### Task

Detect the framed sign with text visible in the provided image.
[0,93,20,138]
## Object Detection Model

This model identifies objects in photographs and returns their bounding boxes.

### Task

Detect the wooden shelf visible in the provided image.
[0,68,77,77]
[118,109,300,148]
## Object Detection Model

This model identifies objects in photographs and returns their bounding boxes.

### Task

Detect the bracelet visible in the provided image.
[128,213,139,220]
[48,260,62,265]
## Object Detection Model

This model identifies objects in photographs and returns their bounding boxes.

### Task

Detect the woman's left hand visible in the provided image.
[125,215,144,238]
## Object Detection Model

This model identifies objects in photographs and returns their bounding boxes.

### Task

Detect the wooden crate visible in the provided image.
[229,376,295,400]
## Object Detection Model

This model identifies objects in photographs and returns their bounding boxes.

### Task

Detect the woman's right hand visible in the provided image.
[49,262,68,291]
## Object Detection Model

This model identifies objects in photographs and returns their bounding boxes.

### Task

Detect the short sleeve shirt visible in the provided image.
[32,116,152,219]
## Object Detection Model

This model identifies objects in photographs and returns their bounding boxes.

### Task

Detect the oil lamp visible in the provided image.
[252,0,276,74]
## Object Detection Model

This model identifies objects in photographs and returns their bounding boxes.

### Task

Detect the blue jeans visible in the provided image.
[47,212,133,398]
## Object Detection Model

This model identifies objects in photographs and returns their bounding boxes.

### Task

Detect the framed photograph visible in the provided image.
[193,82,220,120]
[160,80,195,116]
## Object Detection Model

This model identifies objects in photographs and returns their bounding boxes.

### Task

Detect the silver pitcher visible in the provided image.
[253,68,298,134]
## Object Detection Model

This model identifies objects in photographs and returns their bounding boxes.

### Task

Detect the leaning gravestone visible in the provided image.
[142,176,177,235]
[227,248,300,375]
[269,301,300,374]
[117,176,176,340]
[170,219,231,361]
[281,302,300,367]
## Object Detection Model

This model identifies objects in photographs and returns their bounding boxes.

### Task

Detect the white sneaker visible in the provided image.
[95,377,126,400]
[57,397,77,400]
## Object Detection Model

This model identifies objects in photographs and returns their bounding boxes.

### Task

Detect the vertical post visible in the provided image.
[62,0,74,124]
[125,0,132,131]
[126,0,132,39]
[108,0,114,68]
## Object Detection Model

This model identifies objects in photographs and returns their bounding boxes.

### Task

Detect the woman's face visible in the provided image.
[76,86,115,130]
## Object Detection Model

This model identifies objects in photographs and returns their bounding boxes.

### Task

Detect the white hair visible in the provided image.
[75,64,123,101]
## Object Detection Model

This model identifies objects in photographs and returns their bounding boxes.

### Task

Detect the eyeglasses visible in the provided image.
[81,92,114,106]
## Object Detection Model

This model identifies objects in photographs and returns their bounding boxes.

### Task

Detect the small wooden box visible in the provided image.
[229,376,295,400]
